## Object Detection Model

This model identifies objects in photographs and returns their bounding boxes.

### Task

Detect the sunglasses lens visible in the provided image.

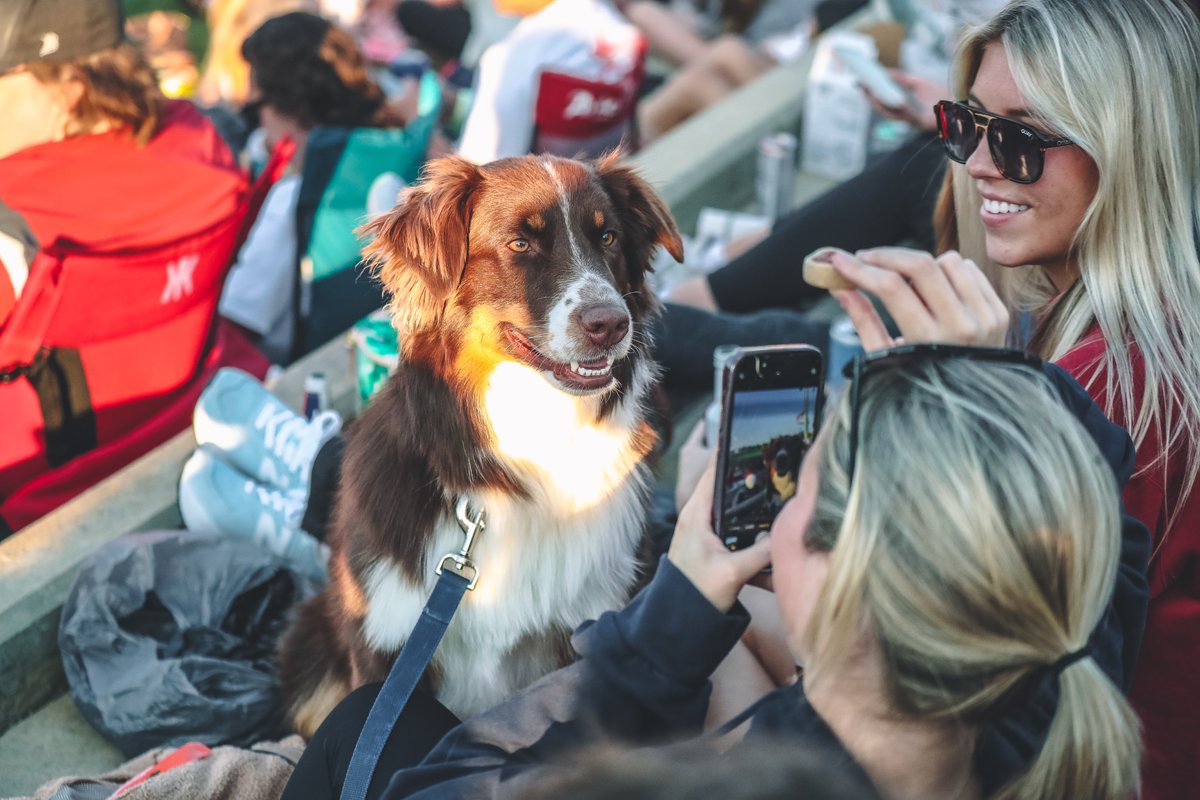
[939,102,979,163]
[987,117,1042,183]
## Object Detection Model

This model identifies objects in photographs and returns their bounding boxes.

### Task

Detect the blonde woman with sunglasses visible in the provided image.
[378,349,1142,800]
[827,3,1200,794]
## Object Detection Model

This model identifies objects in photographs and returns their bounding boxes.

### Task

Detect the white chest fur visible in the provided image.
[361,359,653,718]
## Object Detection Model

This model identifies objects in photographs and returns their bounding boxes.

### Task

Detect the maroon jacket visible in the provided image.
[1058,326,1199,800]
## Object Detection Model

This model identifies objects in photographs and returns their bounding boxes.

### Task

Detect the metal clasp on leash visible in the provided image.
[436,496,486,590]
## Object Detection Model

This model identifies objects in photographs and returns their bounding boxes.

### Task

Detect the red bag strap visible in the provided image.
[0,250,65,374]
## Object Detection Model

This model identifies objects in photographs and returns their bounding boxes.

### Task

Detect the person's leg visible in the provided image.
[737,584,799,688]
[664,273,721,311]
[703,587,798,747]
[705,34,772,86]
[652,302,828,395]
[638,57,738,142]
[624,0,710,66]
[704,638,778,742]
[282,683,460,800]
[642,35,773,143]
[707,134,947,313]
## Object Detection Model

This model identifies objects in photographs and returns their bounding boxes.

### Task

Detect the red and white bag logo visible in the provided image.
[160,254,199,304]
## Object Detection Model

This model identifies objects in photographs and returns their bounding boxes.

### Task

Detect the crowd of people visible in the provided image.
[1,0,1199,798]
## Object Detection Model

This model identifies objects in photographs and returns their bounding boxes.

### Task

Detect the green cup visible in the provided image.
[349,310,399,411]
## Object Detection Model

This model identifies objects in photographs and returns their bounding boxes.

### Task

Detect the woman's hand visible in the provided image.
[675,418,712,511]
[863,71,945,131]
[668,458,773,613]
[829,247,1009,350]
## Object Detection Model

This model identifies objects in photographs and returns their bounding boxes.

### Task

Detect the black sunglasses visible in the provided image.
[934,100,1074,184]
[841,344,1043,486]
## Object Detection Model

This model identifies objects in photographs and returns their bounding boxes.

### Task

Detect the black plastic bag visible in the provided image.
[59,530,323,757]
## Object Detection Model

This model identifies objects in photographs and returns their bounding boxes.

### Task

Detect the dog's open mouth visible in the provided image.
[502,324,616,392]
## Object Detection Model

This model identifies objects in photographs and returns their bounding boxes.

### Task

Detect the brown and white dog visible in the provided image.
[278,153,683,736]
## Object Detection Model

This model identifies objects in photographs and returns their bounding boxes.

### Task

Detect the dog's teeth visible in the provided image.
[565,358,615,378]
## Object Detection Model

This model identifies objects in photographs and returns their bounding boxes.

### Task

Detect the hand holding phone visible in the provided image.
[675,418,712,511]
[832,44,913,110]
[712,345,824,551]
[668,456,774,612]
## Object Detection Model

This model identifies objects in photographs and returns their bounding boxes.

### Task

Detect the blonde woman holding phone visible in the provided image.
[378,349,1142,800]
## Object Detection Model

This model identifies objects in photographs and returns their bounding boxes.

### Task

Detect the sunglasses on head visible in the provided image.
[934,100,1074,184]
[841,344,1043,486]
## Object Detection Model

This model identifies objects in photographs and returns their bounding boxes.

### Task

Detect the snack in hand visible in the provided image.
[802,247,856,290]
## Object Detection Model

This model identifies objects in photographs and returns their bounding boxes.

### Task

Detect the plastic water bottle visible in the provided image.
[303,372,329,420]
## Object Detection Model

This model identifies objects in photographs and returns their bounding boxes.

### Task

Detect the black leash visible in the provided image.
[339,497,485,800]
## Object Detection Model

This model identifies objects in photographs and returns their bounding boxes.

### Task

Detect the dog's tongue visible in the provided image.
[577,356,609,370]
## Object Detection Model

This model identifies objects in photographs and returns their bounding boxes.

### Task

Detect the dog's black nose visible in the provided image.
[579,304,630,348]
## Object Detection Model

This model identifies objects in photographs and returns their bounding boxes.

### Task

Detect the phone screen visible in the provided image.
[715,349,822,551]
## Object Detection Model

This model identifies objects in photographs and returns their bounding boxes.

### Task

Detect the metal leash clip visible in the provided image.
[437,496,485,590]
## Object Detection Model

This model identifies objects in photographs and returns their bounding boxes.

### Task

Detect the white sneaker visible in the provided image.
[179,446,328,580]
[193,367,342,492]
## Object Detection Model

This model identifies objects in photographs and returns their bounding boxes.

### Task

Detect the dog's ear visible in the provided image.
[360,156,481,332]
[595,151,685,278]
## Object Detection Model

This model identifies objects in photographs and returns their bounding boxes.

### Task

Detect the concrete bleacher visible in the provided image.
[0,24,866,790]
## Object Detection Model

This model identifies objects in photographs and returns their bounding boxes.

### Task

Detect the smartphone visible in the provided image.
[712,345,824,551]
[832,43,914,111]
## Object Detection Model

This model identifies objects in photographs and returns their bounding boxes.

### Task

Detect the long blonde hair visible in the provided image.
[948,0,1200,515]
[802,358,1140,799]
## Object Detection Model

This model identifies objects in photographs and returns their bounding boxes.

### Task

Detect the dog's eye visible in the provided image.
[600,231,617,247]
[508,239,531,253]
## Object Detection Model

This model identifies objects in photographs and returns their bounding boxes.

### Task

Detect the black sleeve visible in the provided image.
[974,363,1151,795]
[652,302,829,393]
[707,135,946,313]
[382,558,751,799]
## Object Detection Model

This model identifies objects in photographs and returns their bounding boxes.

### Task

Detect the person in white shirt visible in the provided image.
[456,0,643,164]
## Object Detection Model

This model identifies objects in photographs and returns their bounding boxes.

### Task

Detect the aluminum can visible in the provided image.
[824,315,863,394]
[756,132,798,222]
[304,371,329,419]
